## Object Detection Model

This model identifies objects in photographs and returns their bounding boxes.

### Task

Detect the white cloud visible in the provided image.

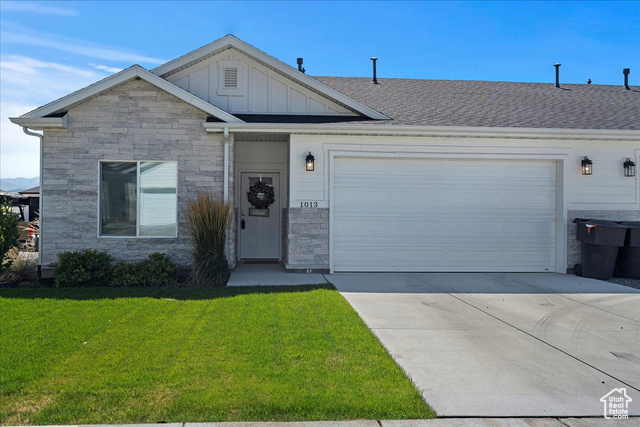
[0,1,78,17]
[0,57,107,179]
[2,56,96,77]
[2,24,168,65]
[1,103,41,180]
[89,63,123,74]
[1,56,103,101]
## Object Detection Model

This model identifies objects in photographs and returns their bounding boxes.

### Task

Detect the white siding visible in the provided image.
[164,48,355,116]
[289,134,639,212]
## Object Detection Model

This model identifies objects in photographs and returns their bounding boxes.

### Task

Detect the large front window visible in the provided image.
[100,161,177,237]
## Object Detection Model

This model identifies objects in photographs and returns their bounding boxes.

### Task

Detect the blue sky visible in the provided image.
[1,1,638,179]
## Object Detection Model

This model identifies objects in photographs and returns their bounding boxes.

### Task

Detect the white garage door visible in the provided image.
[332,157,557,272]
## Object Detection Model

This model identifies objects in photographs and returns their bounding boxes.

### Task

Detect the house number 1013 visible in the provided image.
[300,202,318,208]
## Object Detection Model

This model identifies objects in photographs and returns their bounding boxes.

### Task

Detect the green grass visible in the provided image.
[0,285,434,424]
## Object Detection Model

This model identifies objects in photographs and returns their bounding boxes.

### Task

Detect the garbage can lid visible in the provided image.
[620,221,640,228]
[581,219,626,227]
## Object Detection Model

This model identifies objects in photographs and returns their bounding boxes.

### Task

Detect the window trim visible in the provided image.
[98,160,178,238]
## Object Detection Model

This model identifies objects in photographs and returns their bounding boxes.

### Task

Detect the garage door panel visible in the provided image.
[332,157,557,272]
[333,248,556,272]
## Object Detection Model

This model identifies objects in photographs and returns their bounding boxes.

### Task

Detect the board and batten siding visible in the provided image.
[164,49,355,116]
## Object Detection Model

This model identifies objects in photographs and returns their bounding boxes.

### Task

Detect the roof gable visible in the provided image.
[151,35,388,120]
[18,65,242,123]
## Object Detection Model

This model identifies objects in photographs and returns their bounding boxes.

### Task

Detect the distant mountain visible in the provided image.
[0,177,40,193]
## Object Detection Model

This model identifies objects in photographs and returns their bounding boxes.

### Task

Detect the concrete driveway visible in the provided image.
[328,273,640,417]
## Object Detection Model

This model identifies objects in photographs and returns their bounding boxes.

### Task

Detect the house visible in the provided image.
[10,35,640,274]
[19,186,40,222]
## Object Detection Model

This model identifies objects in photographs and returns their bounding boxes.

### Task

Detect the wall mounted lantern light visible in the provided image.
[581,156,593,175]
[624,158,636,177]
[305,152,315,171]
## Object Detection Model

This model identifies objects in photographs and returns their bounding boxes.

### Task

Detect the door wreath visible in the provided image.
[247,180,275,209]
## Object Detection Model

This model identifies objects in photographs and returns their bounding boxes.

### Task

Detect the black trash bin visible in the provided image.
[574,219,627,280]
[616,222,640,279]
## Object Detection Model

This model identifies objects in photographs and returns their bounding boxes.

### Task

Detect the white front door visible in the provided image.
[239,172,281,260]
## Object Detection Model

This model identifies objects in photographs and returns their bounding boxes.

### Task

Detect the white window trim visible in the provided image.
[217,60,245,96]
[98,160,178,238]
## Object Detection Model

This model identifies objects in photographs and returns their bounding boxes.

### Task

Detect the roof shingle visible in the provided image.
[313,77,640,130]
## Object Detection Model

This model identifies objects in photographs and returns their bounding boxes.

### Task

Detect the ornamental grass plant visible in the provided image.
[183,192,232,286]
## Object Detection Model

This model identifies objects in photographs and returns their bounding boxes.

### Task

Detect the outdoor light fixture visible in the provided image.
[305,152,315,171]
[581,156,593,175]
[624,158,636,177]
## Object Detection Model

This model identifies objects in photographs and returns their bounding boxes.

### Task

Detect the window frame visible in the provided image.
[98,160,178,238]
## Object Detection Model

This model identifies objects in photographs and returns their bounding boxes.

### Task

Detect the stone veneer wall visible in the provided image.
[567,210,640,270]
[285,208,329,270]
[41,78,231,267]
[282,208,289,265]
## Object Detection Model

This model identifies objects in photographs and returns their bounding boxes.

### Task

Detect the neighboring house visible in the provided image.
[19,186,40,222]
[10,35,640,274]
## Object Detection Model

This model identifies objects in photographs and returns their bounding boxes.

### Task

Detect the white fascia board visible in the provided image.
[19,65,243,123]
[204,122,640,141]
[151,35,389,120]
[9,116,67,129]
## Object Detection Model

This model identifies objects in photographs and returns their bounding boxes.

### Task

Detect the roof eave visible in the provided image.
[9,116,67,130]
[204,121,640,140]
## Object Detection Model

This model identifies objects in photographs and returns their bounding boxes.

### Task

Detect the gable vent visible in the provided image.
[224,67,238,88]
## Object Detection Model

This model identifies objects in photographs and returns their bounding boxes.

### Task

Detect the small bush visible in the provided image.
[0,196,20,275]
[110,252,178,287]
[138,252,178,286]
[110,261,141,287]
[54,249,113,287]
[0,247,38,284]
[183,192,232,286]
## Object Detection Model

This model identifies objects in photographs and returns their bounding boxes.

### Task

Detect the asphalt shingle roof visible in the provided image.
[313,77,640,130]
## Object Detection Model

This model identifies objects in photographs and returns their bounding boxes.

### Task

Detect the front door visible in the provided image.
[239,172,281,260]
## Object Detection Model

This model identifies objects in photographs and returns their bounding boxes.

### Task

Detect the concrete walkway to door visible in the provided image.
[328,272,640,418]
[228,262,328,286]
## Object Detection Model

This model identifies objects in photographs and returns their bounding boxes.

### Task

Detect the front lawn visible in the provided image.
[0,285,434,424]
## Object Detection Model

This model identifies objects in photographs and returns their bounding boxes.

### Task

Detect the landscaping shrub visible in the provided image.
[110,261,141,287]
[110,252,178,287]
[183,192,232,286]
[0,247,38,285]
[0,196,20,275]
[53,249,113,287]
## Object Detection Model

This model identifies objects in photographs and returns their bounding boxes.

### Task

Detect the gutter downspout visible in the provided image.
[223,127,229,202]
[223,127,232,266]
[21,127,43,270]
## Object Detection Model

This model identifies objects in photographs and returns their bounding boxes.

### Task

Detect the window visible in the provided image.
[100,161,177,237]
